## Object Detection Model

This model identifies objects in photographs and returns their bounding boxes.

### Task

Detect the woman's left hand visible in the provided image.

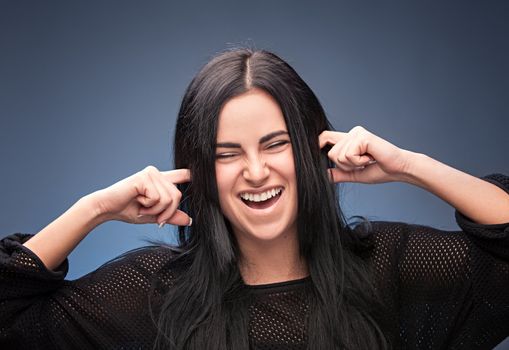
[318,126,413,184]
[319,126,509,224]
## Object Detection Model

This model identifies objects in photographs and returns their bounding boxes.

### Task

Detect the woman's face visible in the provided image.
[215,88,298,246]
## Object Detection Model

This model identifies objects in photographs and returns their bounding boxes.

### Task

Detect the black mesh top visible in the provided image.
[1,174,509,350]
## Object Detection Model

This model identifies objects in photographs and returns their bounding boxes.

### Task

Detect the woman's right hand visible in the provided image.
[91,166,192,227]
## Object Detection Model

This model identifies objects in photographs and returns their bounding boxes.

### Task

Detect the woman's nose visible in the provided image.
[243,156,270,184]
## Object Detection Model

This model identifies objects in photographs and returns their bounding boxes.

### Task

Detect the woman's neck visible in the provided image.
[237,233,309,286]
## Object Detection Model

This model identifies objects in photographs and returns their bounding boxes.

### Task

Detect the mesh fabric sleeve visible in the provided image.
[366,173,509,350]
[0,233,176,349]
[454,173,509,260]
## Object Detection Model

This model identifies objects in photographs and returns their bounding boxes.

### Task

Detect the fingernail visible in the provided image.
[137,214,144,218]
[367,160,377,165]
[187,217,193,227]
[158,221,166,228]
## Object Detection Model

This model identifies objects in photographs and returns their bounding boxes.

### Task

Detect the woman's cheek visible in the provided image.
[216,163,228,188]
[215,163,240,206]
[270,149,295,176]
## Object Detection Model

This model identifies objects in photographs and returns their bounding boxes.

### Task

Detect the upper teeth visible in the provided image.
[240,188,282,202]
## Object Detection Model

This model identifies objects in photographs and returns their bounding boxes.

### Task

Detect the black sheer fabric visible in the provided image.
[1,174,508,349]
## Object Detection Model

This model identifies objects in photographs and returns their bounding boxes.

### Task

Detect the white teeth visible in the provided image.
[240,188,282,202]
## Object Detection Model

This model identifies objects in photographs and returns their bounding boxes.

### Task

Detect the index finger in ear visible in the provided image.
[162,168,191,184]
[318,130,346,149]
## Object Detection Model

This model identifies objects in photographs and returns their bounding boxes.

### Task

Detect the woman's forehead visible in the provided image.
[216,89,287,140]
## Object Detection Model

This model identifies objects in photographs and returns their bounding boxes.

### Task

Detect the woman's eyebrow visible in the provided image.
[216,130,289,148]
[259,130,289,144]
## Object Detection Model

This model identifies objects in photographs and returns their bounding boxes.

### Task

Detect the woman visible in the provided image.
[1,48,508,349]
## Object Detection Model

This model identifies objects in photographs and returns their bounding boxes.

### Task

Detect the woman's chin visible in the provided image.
[235,220,297,244]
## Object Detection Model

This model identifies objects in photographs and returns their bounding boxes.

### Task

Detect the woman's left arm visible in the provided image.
[402,153,509,225]
[319,126,509,225]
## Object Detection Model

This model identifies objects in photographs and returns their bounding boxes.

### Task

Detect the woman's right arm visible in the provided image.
[0,166,191,347]
[22,166,192,272]
[22,193,108,272]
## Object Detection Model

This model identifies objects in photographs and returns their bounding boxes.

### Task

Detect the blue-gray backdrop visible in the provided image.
[1,0,508,347]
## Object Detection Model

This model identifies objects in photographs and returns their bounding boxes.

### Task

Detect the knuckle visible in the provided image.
[144,165,159,174]
[166,196,178,206]
[351,125,365,133]
[138,172,151,183]
[134,171,146,182]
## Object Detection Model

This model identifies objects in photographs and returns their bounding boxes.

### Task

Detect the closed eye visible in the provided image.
[215,153,238,159]
[267,140,290,148]
[215,140,290,160]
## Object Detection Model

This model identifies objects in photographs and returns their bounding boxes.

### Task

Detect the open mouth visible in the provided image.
[239,187,283,210]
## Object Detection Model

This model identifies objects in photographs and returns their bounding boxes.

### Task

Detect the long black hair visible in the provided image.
[149,48,390,349]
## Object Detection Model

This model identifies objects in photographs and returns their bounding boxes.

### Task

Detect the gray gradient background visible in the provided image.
[1,1,508,347]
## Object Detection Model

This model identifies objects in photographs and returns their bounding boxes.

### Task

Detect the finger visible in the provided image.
[138,173,174,216]
[161,168,191,185]
[327,167,368,183]
[328,139,357,171]
[136,194,156,208]
[318,130,346,149]
[134,176,161,208]
[343,144,376,167]
[335,136,376,168]
[165,209,193,227]
[356,154,376,165]
[153,171,186,223]
[327,167,355,183]
[335,162,360,172]
[134,214,158,224]
[156,188,183,224]
[328,161,381,184]
[337,139,354,166]
[327,136,348,161]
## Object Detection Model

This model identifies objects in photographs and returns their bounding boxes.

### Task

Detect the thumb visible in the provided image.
[328,168,357,183]
[328,163,383,184]
[166,209,193,227]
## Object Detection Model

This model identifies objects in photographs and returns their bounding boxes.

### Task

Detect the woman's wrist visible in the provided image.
[391,151,509,224]
[391,150,429,186]
[396,150,453,192]
[22,192,111,271]
[78,191,112,227]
